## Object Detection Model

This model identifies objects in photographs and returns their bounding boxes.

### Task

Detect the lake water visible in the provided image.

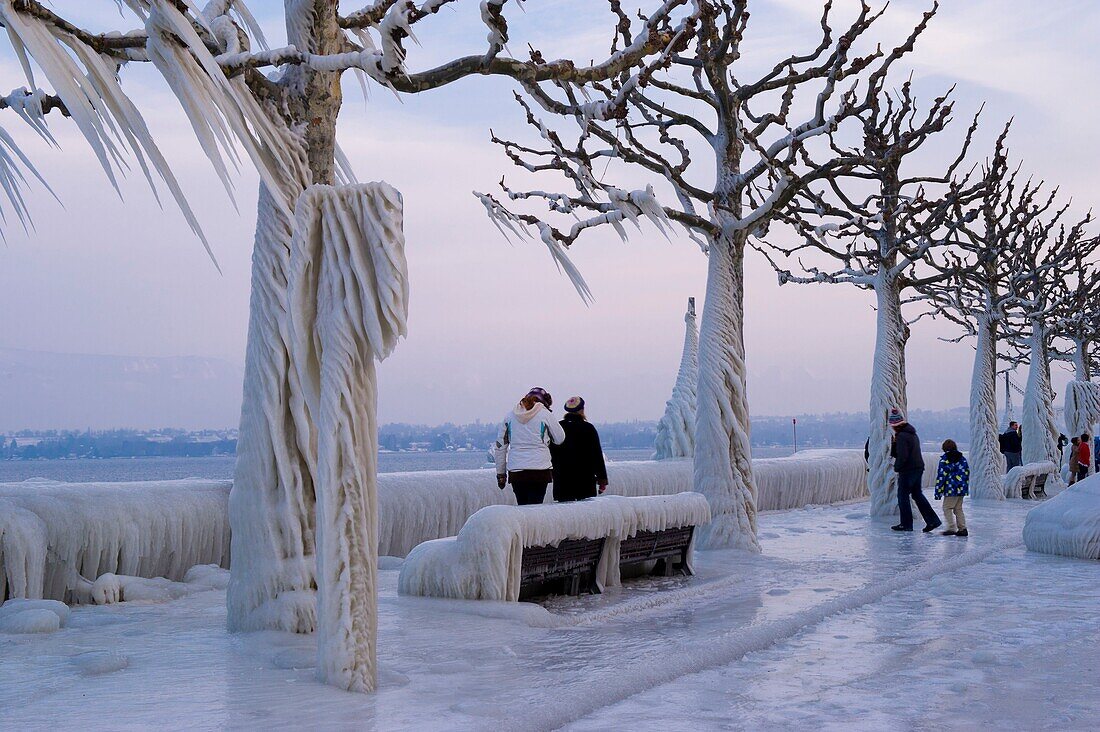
[0,446,801,484]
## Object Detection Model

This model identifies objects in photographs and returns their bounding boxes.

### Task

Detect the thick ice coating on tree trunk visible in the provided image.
[227,117,318,635]
[868,274,907,517]
[1023,325,1060,469]
[969,314,1007,499]
[655,298,698,460]
[1065,380,1100,439]
[288,182,408,693]
[694,235,758,551]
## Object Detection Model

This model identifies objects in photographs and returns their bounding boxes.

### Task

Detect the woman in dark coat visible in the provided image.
[549,397,608,502]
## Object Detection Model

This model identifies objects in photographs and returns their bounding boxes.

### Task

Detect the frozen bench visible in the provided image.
[519,537,606,599]
[519,523,697,599]
[1004,461,1058,500]
[618,526,695,578]
[397,493,711,602]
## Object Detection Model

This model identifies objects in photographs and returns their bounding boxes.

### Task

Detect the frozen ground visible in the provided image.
[2,498,1097,731]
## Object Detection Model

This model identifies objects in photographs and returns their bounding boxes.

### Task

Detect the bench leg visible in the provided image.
[679,548,693,577]
[566,573,581,596]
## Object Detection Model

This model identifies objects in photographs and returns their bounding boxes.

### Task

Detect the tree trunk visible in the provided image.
[227,136,317,633]
[655,298,698,459]
[227,0,345,632]
[694,230,758,551]
[1074,337,1090,382]
[868,273,907,517]
[968,312,1006,498]
[1022,322,1059,468]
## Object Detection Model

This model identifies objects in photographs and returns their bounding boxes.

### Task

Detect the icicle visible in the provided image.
[0,1,215,260]
[0,120,55,232]
[144,0,298,218]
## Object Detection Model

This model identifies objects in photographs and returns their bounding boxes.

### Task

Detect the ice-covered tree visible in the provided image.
[917,130,1060,498]
[1004,214,1098,468]
[1054,255,1100,447]
[655,297,698,459]
[1050,254,1100,383]
[479,1,936,550]
[759,80,982,517]
[0,0,690,692]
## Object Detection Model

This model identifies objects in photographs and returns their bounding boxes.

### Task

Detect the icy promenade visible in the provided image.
[3,498,1098,731]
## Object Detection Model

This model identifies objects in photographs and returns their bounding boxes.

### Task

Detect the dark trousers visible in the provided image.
[1078,465,1089,482]
[510,470,551,505]
[553,483,597,502]
[897,469,939,529]
[1004,452,1022,470]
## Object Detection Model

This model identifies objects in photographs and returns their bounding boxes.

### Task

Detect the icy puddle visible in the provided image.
[3,499,1097,731]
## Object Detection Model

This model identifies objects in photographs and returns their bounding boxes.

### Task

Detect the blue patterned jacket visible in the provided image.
[934,451,970,499]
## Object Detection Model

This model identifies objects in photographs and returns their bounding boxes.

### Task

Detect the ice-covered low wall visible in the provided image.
[1023,474,1100,560]
[0,479,232,603]
[398,493,711,601]
[1,450,872,602]
[380,451,870,555]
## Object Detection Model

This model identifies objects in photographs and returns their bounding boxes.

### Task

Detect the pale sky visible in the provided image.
[0,1,1095,427]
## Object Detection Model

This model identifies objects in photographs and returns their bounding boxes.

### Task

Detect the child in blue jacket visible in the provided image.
[934,439,969,536]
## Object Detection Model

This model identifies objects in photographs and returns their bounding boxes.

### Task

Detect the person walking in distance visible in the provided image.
[494,388,566,505]
[1068,436,1081,484]
[999,421,1023,471]
[1077,433,1092,483]
[889,409,942,533]
[934,439,969,537]
[549,396,609,502]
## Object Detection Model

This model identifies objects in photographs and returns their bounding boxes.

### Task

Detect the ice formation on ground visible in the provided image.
[1023,473,1100,560]
[1003,460,1057,500]
[398,493,711,602]
[0,480,231,602]
[654,298,698,460]
[0,598,69,634]
[287,182,409,692]
[70,651,129,676]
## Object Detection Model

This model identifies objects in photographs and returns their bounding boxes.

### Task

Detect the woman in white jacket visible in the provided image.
[495,387,566,505]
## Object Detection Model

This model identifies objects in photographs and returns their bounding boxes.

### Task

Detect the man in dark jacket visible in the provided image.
[888,409,941,532]
[549,396,608,502]
[999,421,1023,470]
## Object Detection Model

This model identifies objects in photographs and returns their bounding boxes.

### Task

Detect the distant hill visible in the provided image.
[0,348,243,430]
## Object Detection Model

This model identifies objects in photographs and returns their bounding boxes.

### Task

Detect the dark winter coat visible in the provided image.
[890,424,925,473]
[549,414,608,501]
[934,450,970,499]
[999,429,1022,454]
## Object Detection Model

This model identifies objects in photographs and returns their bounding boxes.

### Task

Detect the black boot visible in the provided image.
[923,520,943,533]
[956,528,969,537]
[891,524,913,532]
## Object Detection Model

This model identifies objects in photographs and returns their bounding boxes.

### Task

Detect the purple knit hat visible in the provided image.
[887,409,907,427]
[527,387,553,409]
[564,396,585,413]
